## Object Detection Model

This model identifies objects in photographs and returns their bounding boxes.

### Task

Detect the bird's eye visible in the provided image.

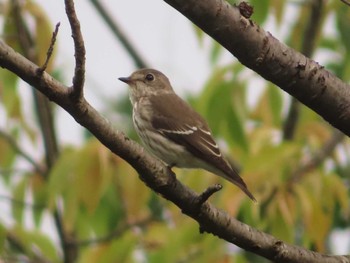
[145,73,154,81]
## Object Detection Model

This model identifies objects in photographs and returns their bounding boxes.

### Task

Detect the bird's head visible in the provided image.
[119,68,173,103]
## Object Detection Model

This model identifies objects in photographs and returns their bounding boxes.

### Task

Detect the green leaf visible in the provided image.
[74,140,114,214]
[47,147,77,208]
[30,173,46,227]
[0,69,21,120]
[12,177,28,224]
[0,223,6,254]
[195,66,249,152]
[226,94,249,151]
[76,183,126,240]
[267,84,283,126]
[0,135,17,174]
[336,8,350,52]
[250,0,270,25]
[271,0,286,26]
[25,0,56,71]
[251,83,283,127]
[11,225,60,262]
[193,25,205,44]
[47,147,80,232]
[210,42,222,65]
[77,232,137,263]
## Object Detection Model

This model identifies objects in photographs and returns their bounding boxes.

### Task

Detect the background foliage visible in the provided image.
[0,0,349,262]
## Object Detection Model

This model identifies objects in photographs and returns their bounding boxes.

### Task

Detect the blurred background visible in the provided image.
[0,0,349,262]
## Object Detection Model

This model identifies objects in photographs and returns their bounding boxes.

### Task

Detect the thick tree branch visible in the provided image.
[0,41,349,263]
[164,0,350,137]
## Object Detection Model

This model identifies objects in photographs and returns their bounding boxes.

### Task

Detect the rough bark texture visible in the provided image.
[164,0,350,136]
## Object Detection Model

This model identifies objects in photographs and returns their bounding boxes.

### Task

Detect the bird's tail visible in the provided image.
[200,158,256,202]
[220,169,257,202]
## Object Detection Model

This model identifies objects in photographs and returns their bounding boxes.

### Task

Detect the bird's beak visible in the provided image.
[118,76,131,84]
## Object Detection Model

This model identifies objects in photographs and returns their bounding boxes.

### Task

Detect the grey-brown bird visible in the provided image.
[119,68,256,201]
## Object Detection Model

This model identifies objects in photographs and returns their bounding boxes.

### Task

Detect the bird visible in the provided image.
[119,68,256,201]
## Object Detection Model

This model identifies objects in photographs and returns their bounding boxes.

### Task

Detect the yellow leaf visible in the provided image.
[277,192,294,226]
[75,140,113,214]
[24,0,56,71]
[116,160,151,223]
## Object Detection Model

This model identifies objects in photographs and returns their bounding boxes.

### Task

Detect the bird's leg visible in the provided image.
[196,184,223,206]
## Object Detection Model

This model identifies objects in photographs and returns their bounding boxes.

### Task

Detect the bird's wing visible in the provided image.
[149,94,256,201]
[149,94,222,161]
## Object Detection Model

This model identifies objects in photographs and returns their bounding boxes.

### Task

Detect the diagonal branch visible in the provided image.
[0,194,45,210]
[340,0,350,6]
[0,129,45,174]
[75,216,155,246]
[0,39,349,263]
[289,129,345,184]
[163,0,350,137]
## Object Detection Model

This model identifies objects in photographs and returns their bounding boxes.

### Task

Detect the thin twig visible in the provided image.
[282,98,300,140]
[0,168,39,175]
[75,217,155,246]
[283,0,324,140]
[340,0,350,6]
[6,233,50,263]
[89,0,148,68]
[265,130,345,206]
[64,0,86,99]
[37,22,61,75]
[289,129,345,184]
[0,129,45,174]
[0,195,45,210]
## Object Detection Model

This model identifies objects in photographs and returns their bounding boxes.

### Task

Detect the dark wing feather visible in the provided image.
[149,94,222,161]
[149,94,256,201]
[149,94,238,176]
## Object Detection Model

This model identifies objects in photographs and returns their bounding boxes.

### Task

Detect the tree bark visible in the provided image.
[164,0,350,136]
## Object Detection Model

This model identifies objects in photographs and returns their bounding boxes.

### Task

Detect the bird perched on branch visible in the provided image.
[119,68,256,202]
